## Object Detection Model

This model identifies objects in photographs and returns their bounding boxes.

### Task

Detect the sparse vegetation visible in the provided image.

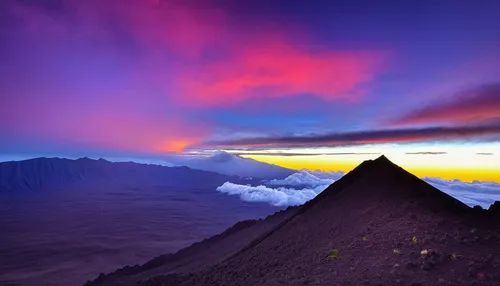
[412,236,417,244]
[328,249,340,259]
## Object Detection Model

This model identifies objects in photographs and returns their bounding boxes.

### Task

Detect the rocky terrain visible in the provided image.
[87,156,500,285]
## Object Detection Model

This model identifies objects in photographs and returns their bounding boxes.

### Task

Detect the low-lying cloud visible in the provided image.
[217,170,500,209]
[216,170,340,206]
[217,182,325,207]
[423,177,500,209]
[268,170,338,188]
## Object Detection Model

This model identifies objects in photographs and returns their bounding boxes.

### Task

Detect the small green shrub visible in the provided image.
[412,236,417,244]
[328,249,340,259]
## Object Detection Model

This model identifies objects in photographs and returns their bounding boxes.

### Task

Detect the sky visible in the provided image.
[1,0,499,182]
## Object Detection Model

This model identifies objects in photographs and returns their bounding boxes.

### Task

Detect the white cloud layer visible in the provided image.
[423,177,500,209]
[216,171,337,206]
[268,170,337,187]
[217,170,500,209]
[217,182,326,207]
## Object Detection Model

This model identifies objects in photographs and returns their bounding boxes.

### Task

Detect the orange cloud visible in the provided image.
[160,139,198,153]
[77,114,209,153]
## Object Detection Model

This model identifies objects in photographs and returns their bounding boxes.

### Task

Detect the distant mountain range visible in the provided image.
[0,157,235,192]
[0,151,296,192]
[165,151,295,179]
[86,156,500,286]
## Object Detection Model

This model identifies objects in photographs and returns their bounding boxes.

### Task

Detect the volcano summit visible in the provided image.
[87,156,500,285]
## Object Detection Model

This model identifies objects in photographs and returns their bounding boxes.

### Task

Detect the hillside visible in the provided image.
[0,157,236,192]
[87,156,500,285]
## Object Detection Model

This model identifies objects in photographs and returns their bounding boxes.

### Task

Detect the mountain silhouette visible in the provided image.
[86,155,500,285]
[0,157,236,192]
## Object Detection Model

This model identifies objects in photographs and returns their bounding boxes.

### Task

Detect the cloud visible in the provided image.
[217,182,324,206]
[0,0,387,155]
[405,152,447,155]
[4,0,386,106]
[423,177,500,209]
[203,124,500,148]
[177,42,384,106]
[268,170,336,188]
[216,170,340,206]
[164,151,293,178]
[231,152,380,156]
[393,83,500,126]
[2,0,226,58]
[0,106,208,154]
[307,170,346,180]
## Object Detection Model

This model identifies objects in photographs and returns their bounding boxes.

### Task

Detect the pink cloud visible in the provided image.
[7,0,385,105]
[176,40,384,106]
[2,110,208,154]
[393,84,500,126]
[0,86,209,153]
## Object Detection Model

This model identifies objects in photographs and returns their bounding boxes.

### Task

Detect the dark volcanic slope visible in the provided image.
[90,155,500,286]
[85,207,296,286]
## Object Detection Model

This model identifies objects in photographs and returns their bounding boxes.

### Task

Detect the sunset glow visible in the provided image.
[1,0,499,182]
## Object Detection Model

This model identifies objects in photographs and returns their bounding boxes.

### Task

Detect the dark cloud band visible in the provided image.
[203,124,500,148]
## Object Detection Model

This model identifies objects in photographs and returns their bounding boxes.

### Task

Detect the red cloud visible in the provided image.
[393,84,500,126]
[176,41,384,106]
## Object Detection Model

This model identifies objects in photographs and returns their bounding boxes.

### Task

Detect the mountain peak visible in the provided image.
[374,154,389,161]
[209,150,237,163]
[372,154,394,166]
[88,155,500,286]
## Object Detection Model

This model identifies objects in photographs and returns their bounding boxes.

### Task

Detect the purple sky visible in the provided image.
[1,0,499,163]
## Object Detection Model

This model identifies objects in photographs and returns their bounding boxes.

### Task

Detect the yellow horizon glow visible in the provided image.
[233,143,500,183]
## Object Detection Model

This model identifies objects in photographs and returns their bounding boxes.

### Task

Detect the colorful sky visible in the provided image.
[1,0,499,182]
